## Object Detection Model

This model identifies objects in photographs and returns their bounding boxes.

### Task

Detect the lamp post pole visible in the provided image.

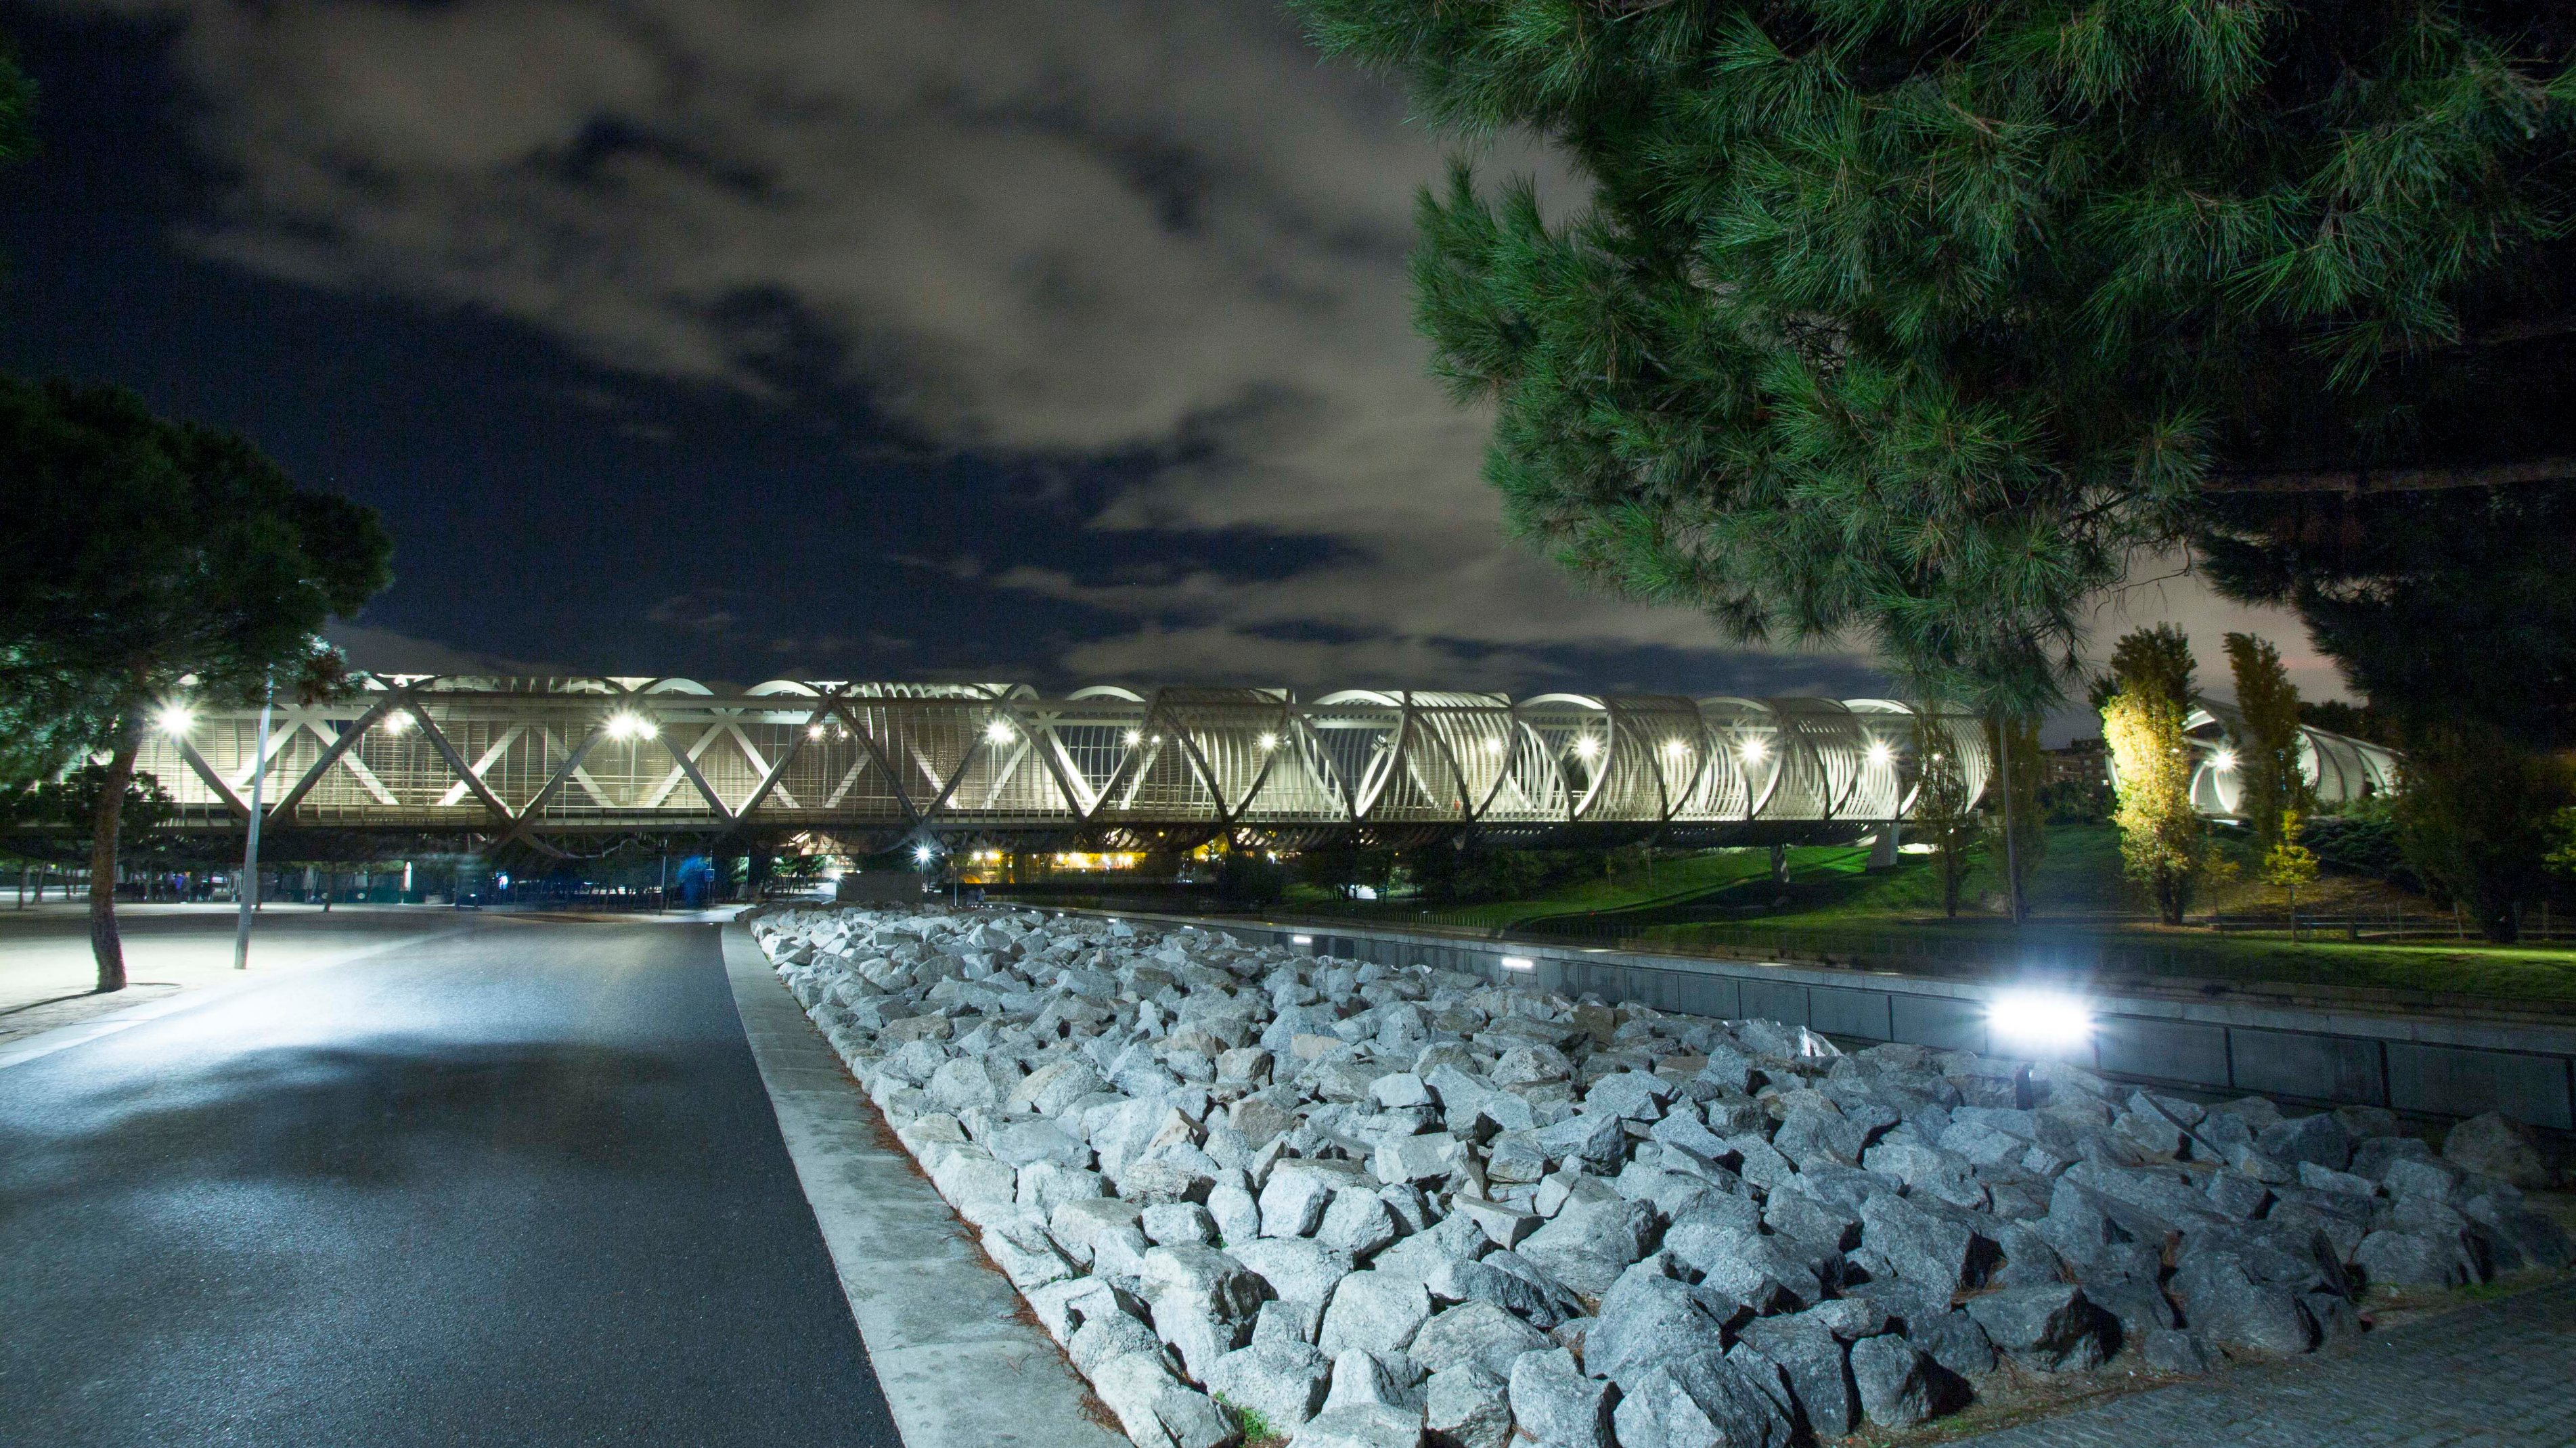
[233,679,275,971]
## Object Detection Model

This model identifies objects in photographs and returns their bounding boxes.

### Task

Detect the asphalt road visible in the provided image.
[0,914,902,1447]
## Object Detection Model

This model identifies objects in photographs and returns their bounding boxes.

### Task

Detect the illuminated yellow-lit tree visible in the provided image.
[2104,686,2204,926]
[2263,809,2322,942]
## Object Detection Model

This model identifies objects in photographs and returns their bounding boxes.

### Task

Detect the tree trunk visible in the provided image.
[89,721,141,993]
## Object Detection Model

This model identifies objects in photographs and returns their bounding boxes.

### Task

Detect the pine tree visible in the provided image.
[2225,632,2307,851]
[1293,0,2576,713]
[1910,708,1979,918]
[1984,711,2046,920]
[2201,486,2576,938]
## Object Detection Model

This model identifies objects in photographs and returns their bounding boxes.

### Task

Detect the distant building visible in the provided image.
[2045,738,2108,788]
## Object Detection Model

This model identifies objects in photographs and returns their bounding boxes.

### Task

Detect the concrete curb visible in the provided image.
[717,922,1128,1448]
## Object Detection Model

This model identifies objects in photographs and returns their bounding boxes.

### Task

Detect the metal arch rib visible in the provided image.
[663,723,740,827]
[496,725,606,846]
[1466,704,1522,820]
[173,738,248,817]
[411,704,516,830]
[904,704,1006,832]
[1163,706,1237,831]
[824,696,921,829]
[1406,696,1476,825]
[263,694,401,821]
[1021,708,1094,824]
[733,706,818,819]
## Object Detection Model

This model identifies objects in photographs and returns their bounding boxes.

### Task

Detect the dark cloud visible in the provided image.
[29,0,2322,708]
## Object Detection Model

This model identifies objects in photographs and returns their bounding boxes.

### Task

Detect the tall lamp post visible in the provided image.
[232,678,275,971]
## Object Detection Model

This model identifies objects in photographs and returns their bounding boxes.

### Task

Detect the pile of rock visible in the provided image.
[749,905,2571,1448]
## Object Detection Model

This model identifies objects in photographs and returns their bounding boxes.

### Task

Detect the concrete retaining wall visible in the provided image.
[1096,912,2576,1129]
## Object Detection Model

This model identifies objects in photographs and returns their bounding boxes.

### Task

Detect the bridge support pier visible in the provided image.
[1867,824,1899,872]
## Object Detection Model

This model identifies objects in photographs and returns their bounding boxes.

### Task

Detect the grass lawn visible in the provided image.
[1279,826,2576,1007]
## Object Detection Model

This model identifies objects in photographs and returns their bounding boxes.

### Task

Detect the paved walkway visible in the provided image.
[1954,1277,2576,1447]
[0,913,900,1447]
[0,903,470,1047]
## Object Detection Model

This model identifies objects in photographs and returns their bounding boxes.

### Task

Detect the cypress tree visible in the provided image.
[2224,631,2307,851]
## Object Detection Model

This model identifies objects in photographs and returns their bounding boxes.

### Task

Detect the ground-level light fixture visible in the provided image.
[603,711,654,741]
[1501,955,1536,972]
[1986,989,2093,1054]
[155,703,196,736]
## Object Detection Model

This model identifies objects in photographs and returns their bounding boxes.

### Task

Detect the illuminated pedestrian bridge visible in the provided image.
[114,676,2394,855]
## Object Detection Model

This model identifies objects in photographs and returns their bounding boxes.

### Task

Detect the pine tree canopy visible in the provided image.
[1291,0,2576,710]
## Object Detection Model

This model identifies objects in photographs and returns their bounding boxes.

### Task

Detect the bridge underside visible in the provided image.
[69,677,1984,859]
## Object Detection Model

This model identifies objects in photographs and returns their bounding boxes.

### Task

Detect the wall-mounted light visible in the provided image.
[1987,989,2093,1054]
[1501,955,1536,972]
[1291,934,1314,945]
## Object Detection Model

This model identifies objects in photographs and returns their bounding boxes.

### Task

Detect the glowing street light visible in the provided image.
[1987,989,2093,1055]
[808,723,826,740]
[1257,733,1278,751]
[381,710,410,735]
[1124,729,1144,746]
[1740,736,1769,763]
[155,703,196,736]
[914,843,937,865]
[1572,736,1603,761]
[985,719,1015,745]
[603,711,654,741]
[1663,738,1691,757]
[2212,748,2239,771]
[1866,740,1892,767]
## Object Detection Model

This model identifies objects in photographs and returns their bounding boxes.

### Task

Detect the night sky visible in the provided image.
[0,1,2321,723]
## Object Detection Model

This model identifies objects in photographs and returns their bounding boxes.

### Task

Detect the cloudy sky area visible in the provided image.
[3,0,2341,733]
